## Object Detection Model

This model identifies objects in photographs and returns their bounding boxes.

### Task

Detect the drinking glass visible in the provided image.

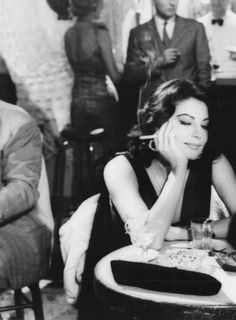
[190,217,213,250]
[124,214,156,260]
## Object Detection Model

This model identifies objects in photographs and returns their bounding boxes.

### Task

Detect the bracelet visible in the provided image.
[205,219,216,239]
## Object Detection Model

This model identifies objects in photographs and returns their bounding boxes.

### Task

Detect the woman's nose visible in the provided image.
[192,125,202,138]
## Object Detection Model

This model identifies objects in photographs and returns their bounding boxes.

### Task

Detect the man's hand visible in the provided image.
[152,48,181,69]
[163,48,180,64]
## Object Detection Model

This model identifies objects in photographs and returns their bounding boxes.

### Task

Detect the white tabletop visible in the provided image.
[95,240,236,307]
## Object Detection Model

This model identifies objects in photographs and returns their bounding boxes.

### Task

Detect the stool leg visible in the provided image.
[14,289,24,320]
[29,283,44,320]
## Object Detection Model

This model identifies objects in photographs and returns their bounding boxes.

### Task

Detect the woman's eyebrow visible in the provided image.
[177,114,209,121]
[177,113,194,119]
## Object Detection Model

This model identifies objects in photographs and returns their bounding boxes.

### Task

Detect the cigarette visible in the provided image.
[139,134,158,140]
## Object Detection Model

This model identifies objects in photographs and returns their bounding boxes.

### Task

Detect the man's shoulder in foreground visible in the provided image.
[0,100,35,126]
[0,100,39,146]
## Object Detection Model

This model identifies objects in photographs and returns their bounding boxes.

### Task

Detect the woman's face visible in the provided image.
[168,97,209,160]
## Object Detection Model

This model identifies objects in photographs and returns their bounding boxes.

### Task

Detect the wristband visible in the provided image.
[205,219,216,239]
[187,226,192,241]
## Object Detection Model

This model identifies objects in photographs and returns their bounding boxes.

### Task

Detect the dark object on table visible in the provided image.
[215,251,236,272]
[227,214,236,249]
[111,260,221,296]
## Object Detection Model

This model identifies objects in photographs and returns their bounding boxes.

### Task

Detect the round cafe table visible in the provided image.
[94,241,236,320]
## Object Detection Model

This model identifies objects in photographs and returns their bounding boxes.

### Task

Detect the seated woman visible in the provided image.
[78,78,236,319]
[104,79,236,250]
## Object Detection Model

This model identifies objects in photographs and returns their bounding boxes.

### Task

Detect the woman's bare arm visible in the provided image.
[104,155,188,250]
[211,154,236,238]
[97,26,122,83]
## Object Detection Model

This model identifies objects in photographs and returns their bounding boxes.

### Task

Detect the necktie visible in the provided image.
[163,21,170,48]
[211,18,224,26]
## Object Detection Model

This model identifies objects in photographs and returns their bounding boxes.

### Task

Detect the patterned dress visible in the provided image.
[65,21,124,155]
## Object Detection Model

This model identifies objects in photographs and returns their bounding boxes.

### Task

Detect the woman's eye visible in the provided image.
[201,124,209,130]
[180,120,191,126]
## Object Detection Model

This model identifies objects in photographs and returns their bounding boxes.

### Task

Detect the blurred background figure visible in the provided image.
[0,0,74,192]
[65,0,124,156]
[199,0,236,80]
[121,0,211,131]
[198,0,236,171]
[62,0,125,202]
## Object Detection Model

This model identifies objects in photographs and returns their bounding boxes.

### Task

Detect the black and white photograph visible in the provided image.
[1,0,236,319]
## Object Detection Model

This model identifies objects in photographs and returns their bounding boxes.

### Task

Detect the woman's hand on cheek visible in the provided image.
[158,120,188,173]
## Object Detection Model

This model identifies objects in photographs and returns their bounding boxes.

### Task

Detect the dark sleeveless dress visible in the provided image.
[64,21,124,155]
[77,152,212,318]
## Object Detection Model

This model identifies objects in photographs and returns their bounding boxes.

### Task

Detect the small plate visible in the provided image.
[189,239,228,252]
[125,246,159,263]
[189,241,211,251]
[212,239,228,252]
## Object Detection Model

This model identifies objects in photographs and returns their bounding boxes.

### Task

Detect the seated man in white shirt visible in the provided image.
[199,0,236,173]
[199,0,236,79]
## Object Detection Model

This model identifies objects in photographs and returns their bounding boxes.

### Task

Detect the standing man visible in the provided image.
[123,0,211,117]
[198,0,236,79]
[199,0,236,171]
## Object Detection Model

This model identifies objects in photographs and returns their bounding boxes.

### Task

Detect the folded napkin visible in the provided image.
[111,260,221,296]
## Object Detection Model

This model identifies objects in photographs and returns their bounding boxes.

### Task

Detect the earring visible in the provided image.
[197,151,203,159]
[148,139,157,152]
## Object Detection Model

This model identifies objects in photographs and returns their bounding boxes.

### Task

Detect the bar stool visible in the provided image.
[52,124,108,232]
[0,283,44,320]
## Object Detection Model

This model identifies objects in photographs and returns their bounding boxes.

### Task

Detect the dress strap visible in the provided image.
[122,152,158,209]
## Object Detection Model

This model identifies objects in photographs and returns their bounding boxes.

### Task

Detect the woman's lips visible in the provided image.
[185,143,202,151]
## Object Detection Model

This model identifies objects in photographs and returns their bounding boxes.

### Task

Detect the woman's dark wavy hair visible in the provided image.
[128,79,220,167]
[70,0,100,19]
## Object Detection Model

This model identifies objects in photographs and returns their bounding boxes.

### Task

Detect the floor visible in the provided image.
[0,280,78,320]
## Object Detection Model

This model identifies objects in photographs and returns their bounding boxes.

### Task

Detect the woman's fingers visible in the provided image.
[157,122,165,151]
[159,120,174,152]
[156,120,188,171]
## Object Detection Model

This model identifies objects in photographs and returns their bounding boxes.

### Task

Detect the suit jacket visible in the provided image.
[0,100,53,232]
[124,15,211,91]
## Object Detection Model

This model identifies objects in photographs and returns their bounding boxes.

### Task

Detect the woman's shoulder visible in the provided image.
[212,154,228,165]
[104,153,139,183]
[104,154,133,176]
[104,154,140,194]
[211,153,236,172]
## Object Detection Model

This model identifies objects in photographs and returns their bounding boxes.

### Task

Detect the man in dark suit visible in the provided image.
[122,0,211,120]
